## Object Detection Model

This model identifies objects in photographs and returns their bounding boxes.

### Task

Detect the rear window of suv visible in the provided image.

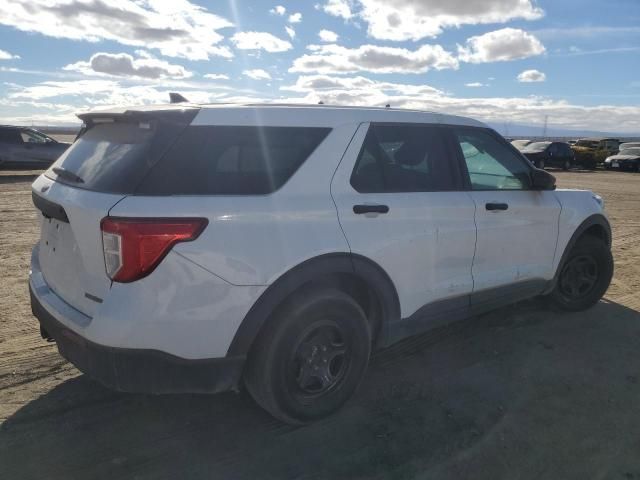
[46,122,155,192]
[136,126,331,195]
[45,109,197,193]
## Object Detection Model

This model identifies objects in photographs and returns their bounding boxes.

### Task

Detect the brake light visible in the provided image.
[100,217,208,283]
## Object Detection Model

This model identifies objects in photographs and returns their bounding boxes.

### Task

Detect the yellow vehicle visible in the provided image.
[572,138,619,169]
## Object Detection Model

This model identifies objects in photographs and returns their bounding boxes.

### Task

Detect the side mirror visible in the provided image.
[531,168,556,190]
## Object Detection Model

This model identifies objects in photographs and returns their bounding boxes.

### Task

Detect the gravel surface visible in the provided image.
[1,168,639,480]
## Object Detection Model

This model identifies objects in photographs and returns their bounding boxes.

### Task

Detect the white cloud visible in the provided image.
[281,74,443,97]
[270,5,286,15]
[355,0,543,41]
[243,69,272,80]
[517,69,546,82]
[4,79,234,114]
[231,31,292,52]
[64,52,192,79]
[465,82,487,87]
[290,43,458,74]
[319,29,339,42]
[285,26,296,39]
[288,12,302,23]
[320,0,353,19]
[0,49,20,60]
[0,0,233,60]
[534,26,640,40]
[5,75,640,133]
[204,73,230,80]
[278,75,640,133]
[458,28,545,63]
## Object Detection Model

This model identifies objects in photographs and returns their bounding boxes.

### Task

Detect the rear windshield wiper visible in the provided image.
[52,167,84,184]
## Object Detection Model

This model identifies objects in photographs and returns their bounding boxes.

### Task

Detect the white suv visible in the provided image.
[30,104,613,424]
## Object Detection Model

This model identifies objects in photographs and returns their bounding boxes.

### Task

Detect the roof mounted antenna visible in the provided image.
[318,101,324,105]
[169,92,189,104]
[385,103,391,108]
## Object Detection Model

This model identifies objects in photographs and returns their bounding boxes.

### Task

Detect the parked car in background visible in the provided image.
[29,103,613,424]
[0,126,71,169]
[521,141,575,170]
[572,138,619,169]
[604,147,640,171]
[511,139,532,150]
[619,142,640,152]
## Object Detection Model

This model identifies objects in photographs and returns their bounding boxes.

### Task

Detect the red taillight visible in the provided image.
[100,217,208,283]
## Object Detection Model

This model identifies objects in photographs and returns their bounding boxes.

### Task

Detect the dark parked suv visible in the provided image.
[0,126,70,169]
[521,141,575,170]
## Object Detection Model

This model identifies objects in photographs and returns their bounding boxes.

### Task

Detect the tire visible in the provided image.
[244,288,371,424]
[549,236,613,311]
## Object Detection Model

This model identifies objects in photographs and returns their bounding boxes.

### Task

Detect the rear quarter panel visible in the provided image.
[109,123,361,286]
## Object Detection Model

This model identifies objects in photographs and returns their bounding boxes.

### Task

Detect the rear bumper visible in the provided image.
[30,283,245,394]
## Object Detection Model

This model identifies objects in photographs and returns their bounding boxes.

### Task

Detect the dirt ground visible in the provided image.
[1,168,639,480]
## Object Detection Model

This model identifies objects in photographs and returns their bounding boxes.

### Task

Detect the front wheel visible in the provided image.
[549,236,613,311]
[244,288,371,424]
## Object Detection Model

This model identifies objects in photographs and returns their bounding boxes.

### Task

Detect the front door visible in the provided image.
[450,127,561,304]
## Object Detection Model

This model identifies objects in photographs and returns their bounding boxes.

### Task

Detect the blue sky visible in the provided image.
[0,0,639,133]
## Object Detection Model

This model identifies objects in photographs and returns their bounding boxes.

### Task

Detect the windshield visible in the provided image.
[619,147,640,156]
[620,143,640,150]
[523,141,551,151]
[510,140,531,149]
[576,140,599,147]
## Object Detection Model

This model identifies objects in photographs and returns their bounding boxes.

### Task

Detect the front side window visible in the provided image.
[453,128,531,191]
[350,124,456,193]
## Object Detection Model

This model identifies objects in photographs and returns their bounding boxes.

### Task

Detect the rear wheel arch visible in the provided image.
[226,253,400,357]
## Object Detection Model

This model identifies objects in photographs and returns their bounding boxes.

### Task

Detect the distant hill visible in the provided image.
[488,122,639,141]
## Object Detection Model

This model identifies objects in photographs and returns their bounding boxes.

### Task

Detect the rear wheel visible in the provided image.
[244,288,371,424]
[550,236,613,311]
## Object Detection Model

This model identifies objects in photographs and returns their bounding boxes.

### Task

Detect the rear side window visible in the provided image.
[137,126,331,195]
[350,124,456,193]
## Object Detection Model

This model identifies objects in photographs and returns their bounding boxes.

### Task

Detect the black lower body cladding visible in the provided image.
[30,284,245,394]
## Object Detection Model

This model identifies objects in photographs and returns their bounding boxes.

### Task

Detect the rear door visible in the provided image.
[331,123,476,322]
[450,127,561,304]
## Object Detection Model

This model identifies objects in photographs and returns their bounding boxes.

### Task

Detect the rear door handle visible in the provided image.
[353,204,389,215]
[485,202,509,211]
